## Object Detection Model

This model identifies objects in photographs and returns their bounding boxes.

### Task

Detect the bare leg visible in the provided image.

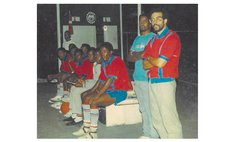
[90,93,115,108]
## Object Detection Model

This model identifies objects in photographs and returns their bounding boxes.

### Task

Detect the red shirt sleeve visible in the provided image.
[60,61,70,72]
[106,57,122,79]
[81,59,93,79]
[142,40,152,58]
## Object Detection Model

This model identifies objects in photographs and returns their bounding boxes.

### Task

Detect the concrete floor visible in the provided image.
[37,80,198,139]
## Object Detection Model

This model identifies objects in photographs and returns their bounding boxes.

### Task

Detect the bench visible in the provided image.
[99,88,142,127]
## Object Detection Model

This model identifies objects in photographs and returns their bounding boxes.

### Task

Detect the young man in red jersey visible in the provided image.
[65,48,102,126]
[73,42,133,139]
[47,47,74,103]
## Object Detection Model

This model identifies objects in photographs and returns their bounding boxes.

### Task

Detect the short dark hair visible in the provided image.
[139,13,149,20]
[74,49,83,56]
[57,47,66,53]
[69,43,78,51]
[149,7,169,20]
[88,47,96,55]
[99,42,113,52]
[81,43,91,51]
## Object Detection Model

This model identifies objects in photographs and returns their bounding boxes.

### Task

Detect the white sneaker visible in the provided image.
[50,79,58,83]
[72,126,90,137]
[61,95,70,102]
[138,135,150,139]
[50,102,62,109]
[85,131,98,139]
[74,116,83,123]
[64,111,72,118]
[49,95,62,103]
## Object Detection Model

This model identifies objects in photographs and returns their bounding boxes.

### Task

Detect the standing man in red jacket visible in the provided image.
[142,8,183,138]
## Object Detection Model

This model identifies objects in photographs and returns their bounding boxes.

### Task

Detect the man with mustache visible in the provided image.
[142,8,183,138]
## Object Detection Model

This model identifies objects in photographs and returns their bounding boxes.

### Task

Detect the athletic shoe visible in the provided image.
[48,100,54,103]
[63,117,74,122]
[49,95,62,103]
[61,95,70,102]
[74,116,83,123]
[85,131,98,139]
[50,102,62,109]
[50,79,58,83]
[65,120,82,126]
[72,126,89,137]
[64,111,72,118]
[138,135,150,139]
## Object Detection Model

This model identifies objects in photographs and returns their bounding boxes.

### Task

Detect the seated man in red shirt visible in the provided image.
[64,48,102,126]
[73,42,133,139]
[71,49,94,84]
[63,49,94,95]
[80,43,91,60]
[68,43,78,61]
[47,47,75,103]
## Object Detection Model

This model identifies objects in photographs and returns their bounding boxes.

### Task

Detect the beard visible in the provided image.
[153,24,164,33]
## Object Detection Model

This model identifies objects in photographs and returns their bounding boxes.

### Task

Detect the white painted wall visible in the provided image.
[63,25,97,48]
[103,25,118,49]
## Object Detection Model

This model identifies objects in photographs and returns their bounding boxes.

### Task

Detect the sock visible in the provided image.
[63,90,69,97]
[82,104,91,127]
[57,84,60,89]
[57,83,64,97]
[90,108,99,132]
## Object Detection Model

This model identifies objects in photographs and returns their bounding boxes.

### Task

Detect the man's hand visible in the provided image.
[73,79,85,87]
[78,79,85,85]
[128,51,144,62]
[143,59,153,70]
[74,82,83,87]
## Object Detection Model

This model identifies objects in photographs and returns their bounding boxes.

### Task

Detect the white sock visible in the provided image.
[57,83,64,97]
[90,108,99,132]
[82,104,91,127]
[64,90,69,96]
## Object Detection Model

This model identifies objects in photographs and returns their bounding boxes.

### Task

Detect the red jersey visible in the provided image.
[80,58,93,80]
[99,55,133,91]
[142,27,181,79]
[71,58,93,79]
[60,54,73,73]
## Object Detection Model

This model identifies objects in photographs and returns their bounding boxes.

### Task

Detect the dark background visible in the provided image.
[37,4,198,84]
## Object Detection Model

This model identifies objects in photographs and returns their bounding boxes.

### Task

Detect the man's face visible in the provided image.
[58,51,65,60]
[70,48,76,57]
[88,51,95,63]
[95,52,102,64]
[139,16,151,32]
[64,32,71,41]
[81,46,88,55]
[75,52,82,61]
[100,47,113,61]
[150,12,167,33]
